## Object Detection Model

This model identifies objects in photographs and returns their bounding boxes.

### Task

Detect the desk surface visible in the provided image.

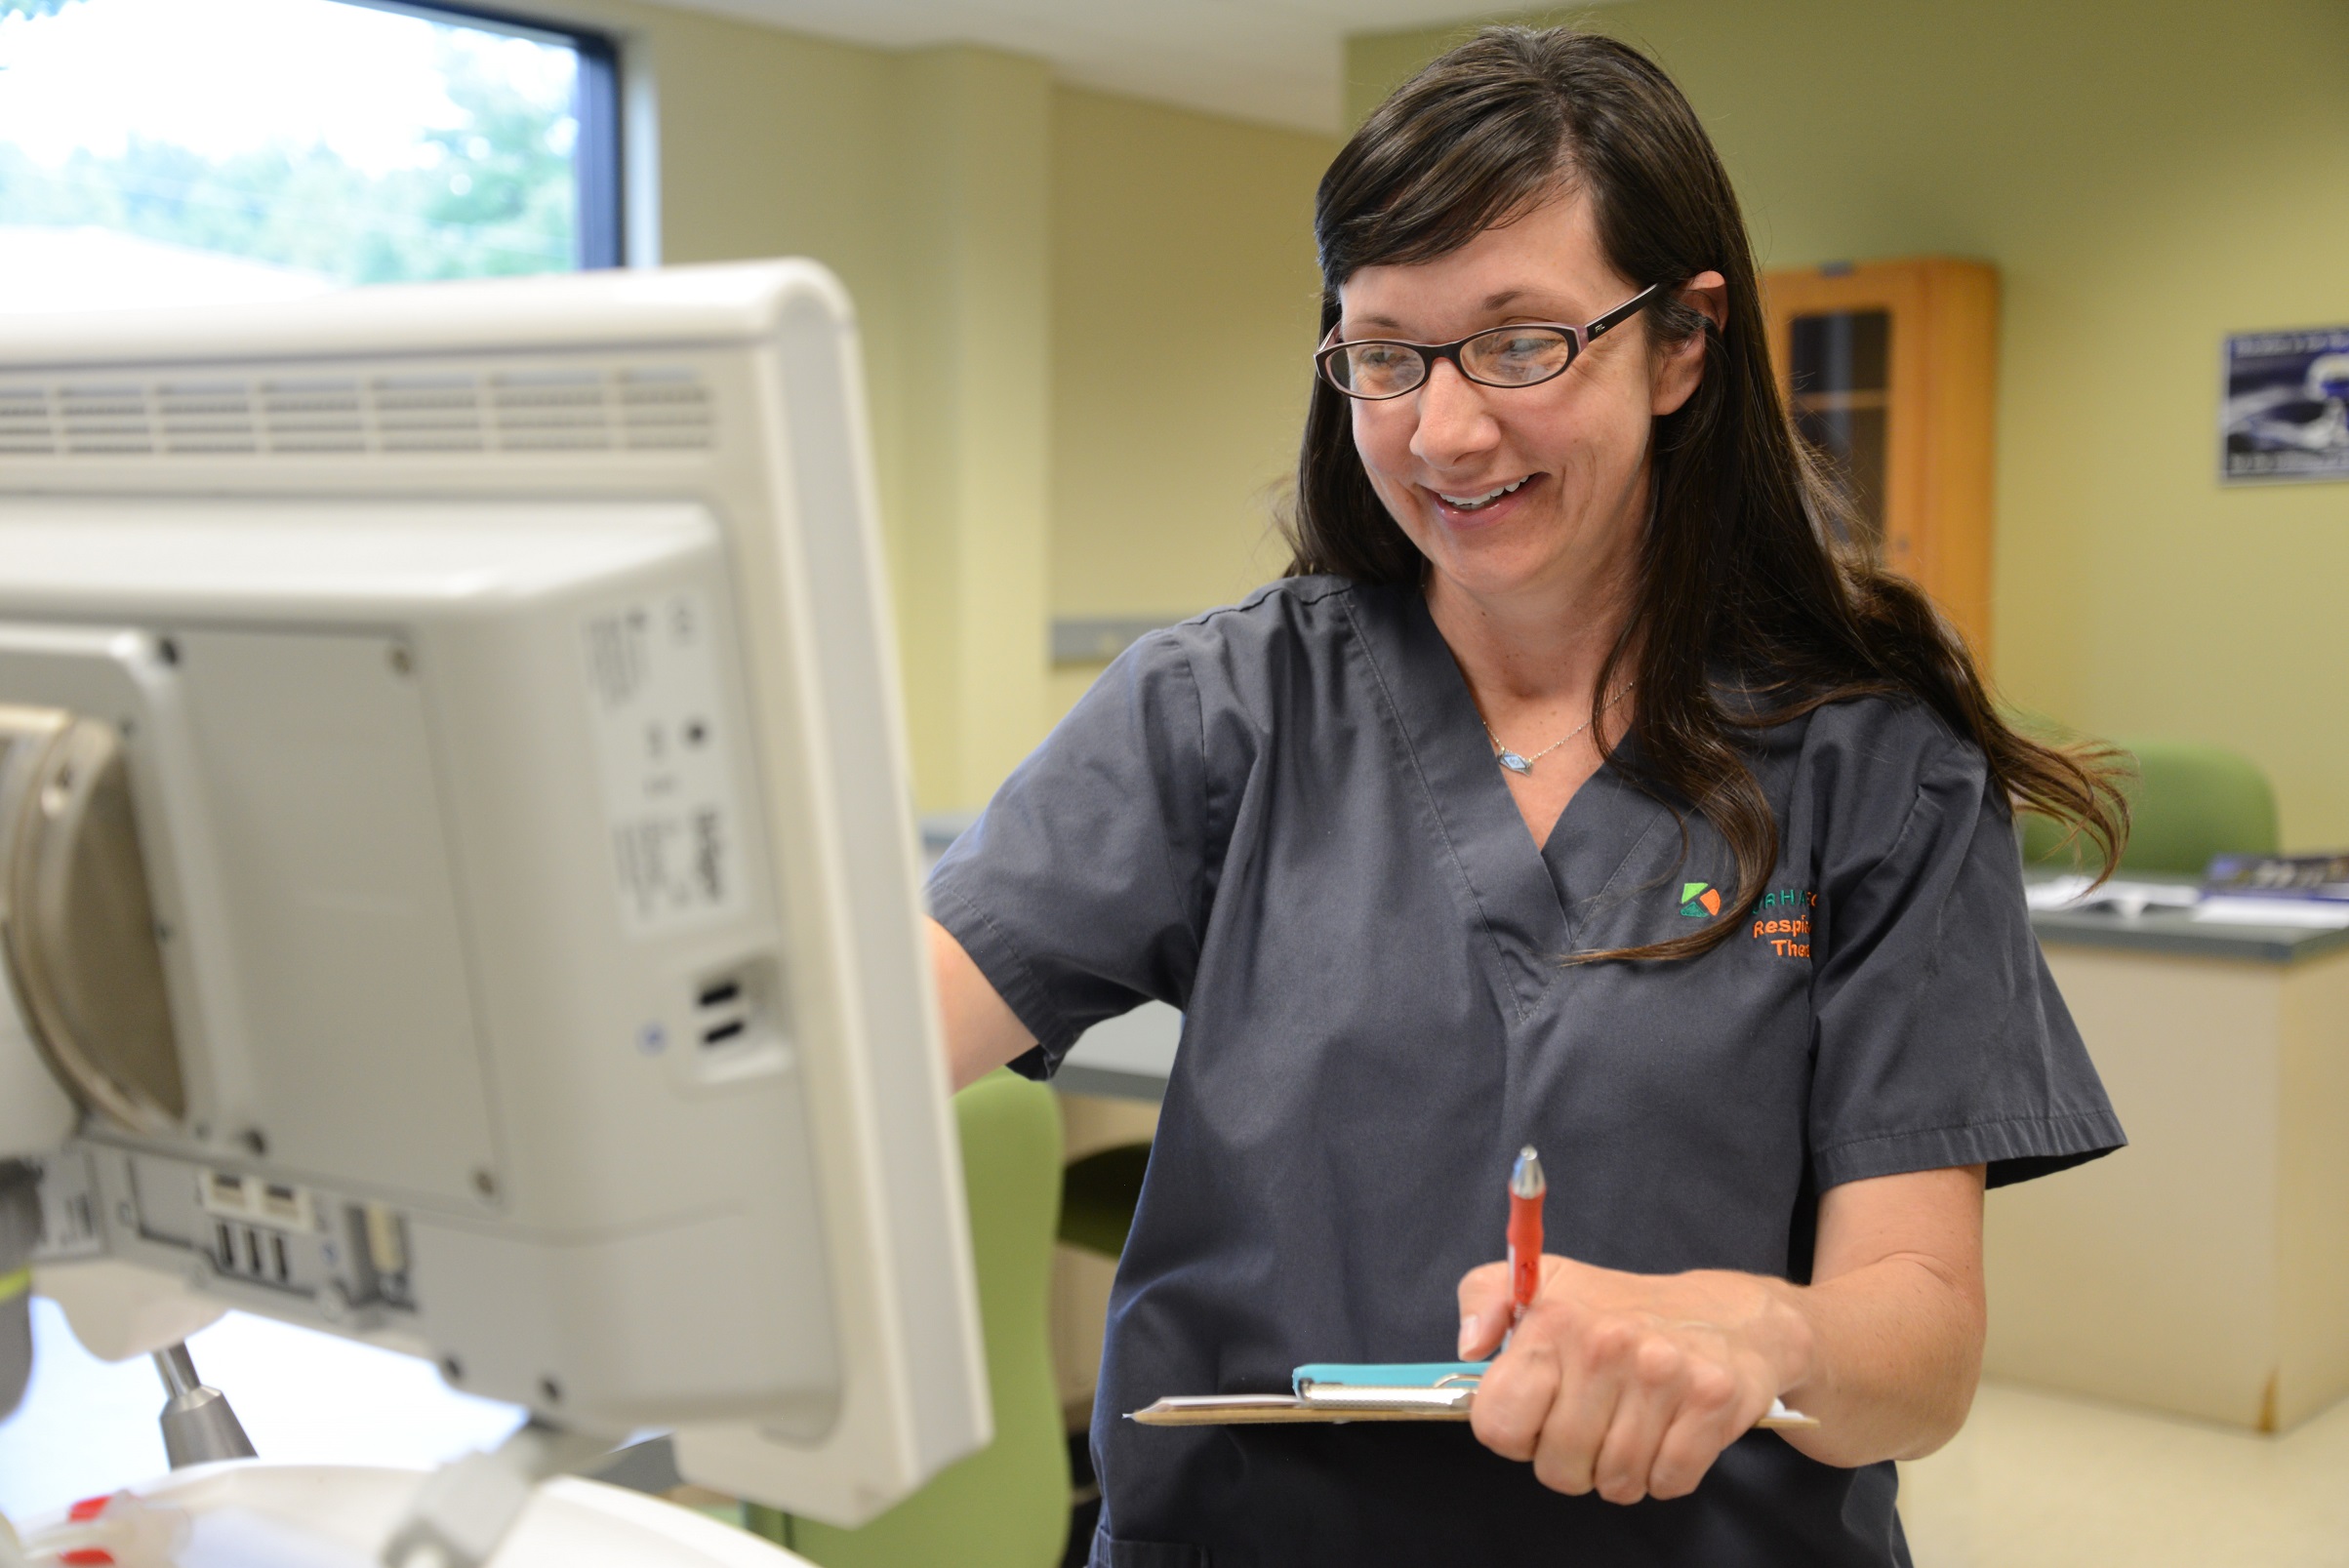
[2029,905,2349,963]
[1059,1003,1181,1103]
[2026,873,2349,964]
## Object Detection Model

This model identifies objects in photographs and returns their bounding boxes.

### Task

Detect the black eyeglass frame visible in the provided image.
[1314,283,1668,401]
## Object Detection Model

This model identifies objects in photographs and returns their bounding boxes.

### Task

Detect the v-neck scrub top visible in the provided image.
[929,578,2123,1568]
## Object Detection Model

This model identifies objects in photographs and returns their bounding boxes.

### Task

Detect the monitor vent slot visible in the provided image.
[378,374,485,453]
[615,368,715,450]
[60,383,155,456]
[0,364,715,461]
[263,378,367,453]
[0,384,55,456]
[157,381,261,455]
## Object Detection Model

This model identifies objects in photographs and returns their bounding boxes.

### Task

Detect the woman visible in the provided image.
[929,26,2126,1566]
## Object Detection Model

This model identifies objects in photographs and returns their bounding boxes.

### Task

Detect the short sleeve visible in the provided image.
[927,629,1234,1079]
[1808,730,2126,1190]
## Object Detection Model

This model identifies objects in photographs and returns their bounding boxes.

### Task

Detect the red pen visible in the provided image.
[1507,1145,1546,1336]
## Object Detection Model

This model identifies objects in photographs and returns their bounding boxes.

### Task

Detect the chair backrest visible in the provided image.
[758,1069,1071,1568]
[2021,738,2279,875]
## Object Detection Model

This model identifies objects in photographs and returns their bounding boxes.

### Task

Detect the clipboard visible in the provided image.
[1130,1361,1817,1429]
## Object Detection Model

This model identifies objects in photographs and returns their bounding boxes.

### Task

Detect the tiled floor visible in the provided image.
[1898,1381,2349,1567]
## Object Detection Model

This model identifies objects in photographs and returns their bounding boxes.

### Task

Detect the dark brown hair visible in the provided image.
[1284,26,2126,961]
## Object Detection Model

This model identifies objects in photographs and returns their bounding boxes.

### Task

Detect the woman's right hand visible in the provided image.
[1457,1255,1802,1505]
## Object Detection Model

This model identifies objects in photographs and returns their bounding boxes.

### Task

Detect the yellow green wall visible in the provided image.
[890,50,1055,810]
[1047,88,1336,715]
[1349,0,2349,847]
[542,3,1335,808]
[539,3,1052,811]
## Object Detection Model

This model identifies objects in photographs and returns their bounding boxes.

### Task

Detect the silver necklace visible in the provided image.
[1480,682,1634,776]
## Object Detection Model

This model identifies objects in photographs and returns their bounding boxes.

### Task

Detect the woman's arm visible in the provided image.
[1456,1162,1985,1501]
[1769,1163,1987,1463]
[930,917,1038,1092]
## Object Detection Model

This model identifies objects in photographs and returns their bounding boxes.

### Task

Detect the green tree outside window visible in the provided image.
[0,0,580,284]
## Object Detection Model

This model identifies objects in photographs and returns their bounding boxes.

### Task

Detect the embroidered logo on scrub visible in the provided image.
[1679,882,1721,918]
[1752,887,1816,957]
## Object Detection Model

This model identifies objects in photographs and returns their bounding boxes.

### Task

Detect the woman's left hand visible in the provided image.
[1455,1254,1811,1504]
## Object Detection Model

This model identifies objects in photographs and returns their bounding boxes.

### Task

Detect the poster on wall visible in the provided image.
[2221,326,2349,484]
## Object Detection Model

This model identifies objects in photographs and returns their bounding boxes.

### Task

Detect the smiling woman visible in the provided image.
[925,24,2134,1567]
[1322,193,1707,849]
[1287,31,2125,947]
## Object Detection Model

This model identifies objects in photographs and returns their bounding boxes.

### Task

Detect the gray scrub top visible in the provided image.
[930,577,2123,1568]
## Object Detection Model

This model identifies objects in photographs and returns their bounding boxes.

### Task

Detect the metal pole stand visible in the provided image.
[153,1342,257,1468]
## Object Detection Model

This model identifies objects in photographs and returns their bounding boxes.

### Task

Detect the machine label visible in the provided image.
[583,590,748,934]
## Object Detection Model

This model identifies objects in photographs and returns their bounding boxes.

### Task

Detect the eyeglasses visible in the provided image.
[1314,284,1665,401]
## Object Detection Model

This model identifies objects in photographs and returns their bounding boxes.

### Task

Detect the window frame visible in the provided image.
[338,0,626,270]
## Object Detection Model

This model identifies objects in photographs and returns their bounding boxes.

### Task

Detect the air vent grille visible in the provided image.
[0,365,714,460]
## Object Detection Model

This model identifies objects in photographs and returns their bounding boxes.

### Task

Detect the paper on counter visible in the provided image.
[2191,897,2349,929]
[2024,876,2203,918]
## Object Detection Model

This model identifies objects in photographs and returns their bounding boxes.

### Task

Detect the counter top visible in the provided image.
[1058,1002,1181,1103]
[2027,874,2349,964]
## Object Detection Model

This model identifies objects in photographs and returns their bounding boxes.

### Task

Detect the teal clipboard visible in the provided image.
[1292,1361,1488,1395]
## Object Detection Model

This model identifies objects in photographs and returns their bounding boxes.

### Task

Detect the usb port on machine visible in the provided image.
[701,1019,746,1047]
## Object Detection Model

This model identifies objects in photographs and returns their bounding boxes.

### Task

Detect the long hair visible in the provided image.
[1284,26,2126,961]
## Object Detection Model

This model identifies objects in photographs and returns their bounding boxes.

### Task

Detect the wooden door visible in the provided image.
[1762,258,1999,659]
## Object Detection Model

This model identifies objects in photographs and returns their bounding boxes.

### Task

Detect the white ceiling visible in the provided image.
[625,0,1541,134]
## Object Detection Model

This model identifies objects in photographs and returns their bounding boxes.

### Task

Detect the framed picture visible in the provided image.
[2221,326,2349,484]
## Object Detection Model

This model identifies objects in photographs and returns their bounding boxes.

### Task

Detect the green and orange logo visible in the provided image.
[1679,882,1721,918]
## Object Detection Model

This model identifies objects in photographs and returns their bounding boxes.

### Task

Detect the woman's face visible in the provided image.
[1337,188,1714,610]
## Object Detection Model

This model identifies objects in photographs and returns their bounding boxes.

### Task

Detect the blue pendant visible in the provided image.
[1498,750,1531,775]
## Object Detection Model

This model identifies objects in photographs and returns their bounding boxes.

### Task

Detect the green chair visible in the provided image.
[748,1070,1072,1568]
[2021,737,2279,875]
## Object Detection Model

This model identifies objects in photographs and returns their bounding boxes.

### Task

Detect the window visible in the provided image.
[0,0,622,312]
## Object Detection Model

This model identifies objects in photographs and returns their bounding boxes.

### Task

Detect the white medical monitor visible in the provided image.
[0,261,987,1525]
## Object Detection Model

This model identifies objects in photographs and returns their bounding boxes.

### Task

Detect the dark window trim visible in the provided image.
[571,28,622,268]
[335,0,625,270]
